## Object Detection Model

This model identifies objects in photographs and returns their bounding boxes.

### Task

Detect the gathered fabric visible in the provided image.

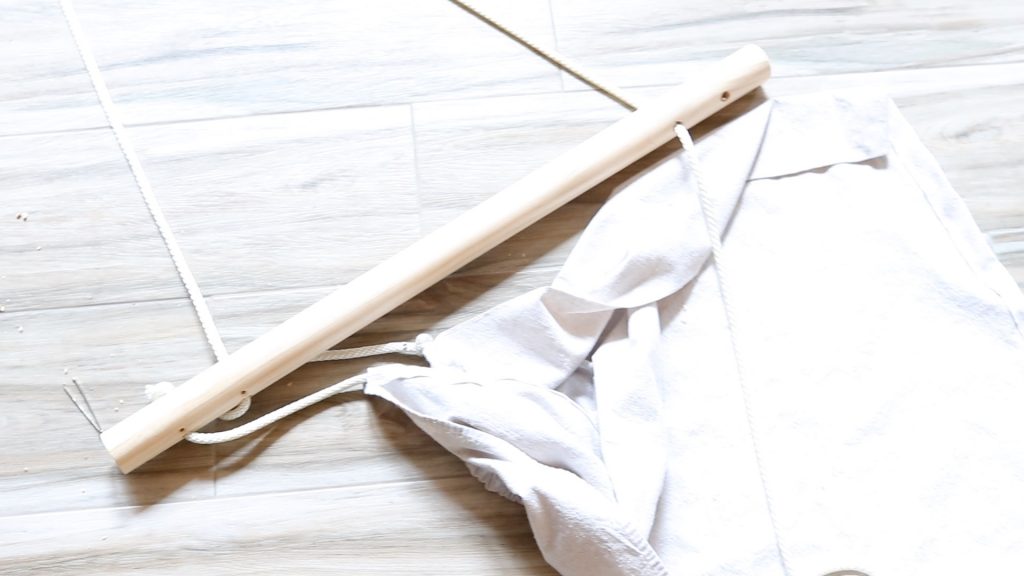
[362,91,1024,576]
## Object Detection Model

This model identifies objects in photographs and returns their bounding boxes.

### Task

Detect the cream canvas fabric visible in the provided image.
[364,91,1024,576]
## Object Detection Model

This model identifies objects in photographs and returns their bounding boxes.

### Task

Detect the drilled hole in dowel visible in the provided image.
[178,427,186,433]
[720,91,731,101]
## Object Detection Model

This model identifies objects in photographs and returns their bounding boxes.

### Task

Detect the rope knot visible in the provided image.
[414,332,434,354]
[144,381,177,402]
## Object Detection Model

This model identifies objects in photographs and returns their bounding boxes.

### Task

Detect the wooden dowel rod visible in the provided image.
[102,45,771,473]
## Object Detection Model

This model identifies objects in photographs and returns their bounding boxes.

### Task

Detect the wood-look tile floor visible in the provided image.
[1,1,1022,573]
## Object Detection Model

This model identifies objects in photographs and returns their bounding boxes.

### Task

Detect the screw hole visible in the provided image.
[720,90,731,102]
[240,390,247,395]
[178,427,186,433]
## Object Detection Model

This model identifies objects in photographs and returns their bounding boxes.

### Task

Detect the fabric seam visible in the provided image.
[888,116,1024,341]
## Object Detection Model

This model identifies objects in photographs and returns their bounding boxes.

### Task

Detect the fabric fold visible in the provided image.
[363,90,1024,576]
[365,364,668,576]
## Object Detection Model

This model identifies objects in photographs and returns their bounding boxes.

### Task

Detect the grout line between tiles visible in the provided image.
[1,61,1022,141]
[408,104,426,240]
[546,0,566,93]
[0,263,569,318]
[0,472,476,523]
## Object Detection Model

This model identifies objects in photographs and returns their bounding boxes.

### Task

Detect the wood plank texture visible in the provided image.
[0,128,187,311]
[0,0,108,135]
[0,298,215,517]
[551,0,1024,87]
[70,0,560,124]
[127,104,420,297]
[1,0,1022,573]
[0,476,558,576]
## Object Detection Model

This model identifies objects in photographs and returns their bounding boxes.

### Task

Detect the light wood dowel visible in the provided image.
[101,44,772,473]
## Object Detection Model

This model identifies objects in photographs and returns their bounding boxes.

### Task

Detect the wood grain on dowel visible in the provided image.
[101,45,772,473]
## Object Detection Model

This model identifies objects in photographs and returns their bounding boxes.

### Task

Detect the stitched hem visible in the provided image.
[886,101,1024,340]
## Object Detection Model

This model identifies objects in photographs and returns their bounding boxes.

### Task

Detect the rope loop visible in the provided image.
[144,336,431,444]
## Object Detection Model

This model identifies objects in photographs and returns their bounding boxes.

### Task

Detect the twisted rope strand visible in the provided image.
[448,0,637,111]
[59,0,251,419]
[675,125,793,575]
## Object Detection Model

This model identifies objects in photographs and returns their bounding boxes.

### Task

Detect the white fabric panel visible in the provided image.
[365,91,1024,576]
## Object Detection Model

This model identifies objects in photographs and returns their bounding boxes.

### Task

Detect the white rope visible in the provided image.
[447,0,637,111]
[310,333,433,362]
[62,0,638,435]
[675,125,793,574]
[144,335,432,444]
[216,392,251,421]
[58,0,252,420]
[128,0,639,442]
[184,374,368,444]
[59,0,227,363]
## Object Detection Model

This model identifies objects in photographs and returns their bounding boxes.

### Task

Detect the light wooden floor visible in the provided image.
[1,1,1022,573]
